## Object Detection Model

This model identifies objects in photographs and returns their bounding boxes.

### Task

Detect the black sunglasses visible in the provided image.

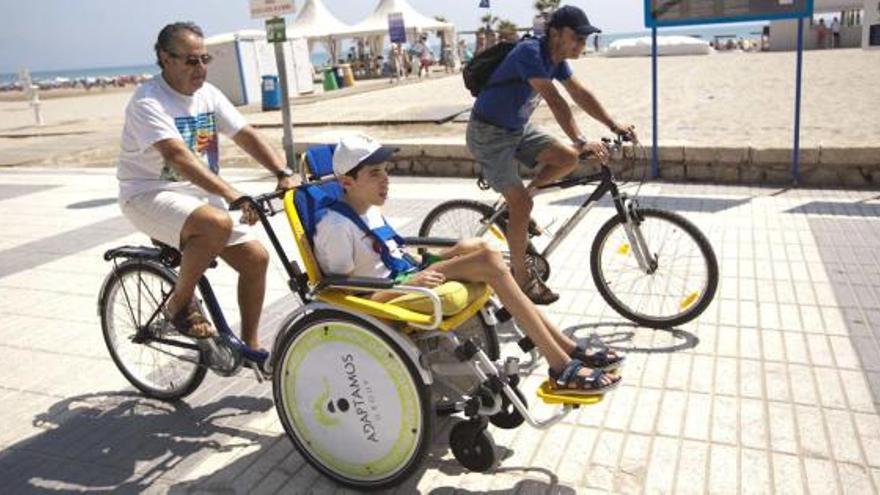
[168,52,213,66]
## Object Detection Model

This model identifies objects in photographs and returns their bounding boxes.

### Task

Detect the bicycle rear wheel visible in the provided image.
[99,259,205,401]
[419,200,550,281]
[590,207,718,328]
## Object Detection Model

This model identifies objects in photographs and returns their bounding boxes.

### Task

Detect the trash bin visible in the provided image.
[338,63,356,88]
[261,75,281,111]
[322,68,338,91]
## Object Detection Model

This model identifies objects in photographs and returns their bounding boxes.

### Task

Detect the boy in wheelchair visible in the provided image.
[313,134,623,395]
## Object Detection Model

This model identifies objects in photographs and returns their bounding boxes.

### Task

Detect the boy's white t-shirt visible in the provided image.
[313,206,406,278]
[117,76,247,202]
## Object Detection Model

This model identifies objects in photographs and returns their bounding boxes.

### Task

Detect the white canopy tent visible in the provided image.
[287,0,353,63]
[344,0,456,64]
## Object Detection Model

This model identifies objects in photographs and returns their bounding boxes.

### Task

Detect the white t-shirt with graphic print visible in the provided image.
[117,76,247,202]
[313,206,406,279]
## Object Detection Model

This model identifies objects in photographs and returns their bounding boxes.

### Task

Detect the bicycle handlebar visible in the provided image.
[577,133,634,160]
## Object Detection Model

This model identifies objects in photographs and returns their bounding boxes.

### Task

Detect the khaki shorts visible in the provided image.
[120,185,255,250]
[466,117,560,193]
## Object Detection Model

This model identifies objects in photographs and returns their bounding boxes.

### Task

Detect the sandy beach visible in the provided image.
[0,48,877,168]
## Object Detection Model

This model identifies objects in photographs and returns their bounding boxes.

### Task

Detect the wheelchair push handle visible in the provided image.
[229,189,287,217]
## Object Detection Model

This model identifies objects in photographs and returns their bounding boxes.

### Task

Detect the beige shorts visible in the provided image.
[120,186,255,250]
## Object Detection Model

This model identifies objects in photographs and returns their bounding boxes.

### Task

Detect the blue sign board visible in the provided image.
[645,0,813,28]
[388,12,406,43]
[479,0,490,8]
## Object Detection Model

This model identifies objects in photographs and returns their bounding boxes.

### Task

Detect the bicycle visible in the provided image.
[419,135,719,328]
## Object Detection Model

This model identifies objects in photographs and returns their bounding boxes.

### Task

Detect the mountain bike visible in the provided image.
[418,136,719,328]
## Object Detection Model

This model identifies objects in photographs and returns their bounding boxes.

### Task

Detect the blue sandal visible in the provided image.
[571,343,625,372]
[548,359,620,396]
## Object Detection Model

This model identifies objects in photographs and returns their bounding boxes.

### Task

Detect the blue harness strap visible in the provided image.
[326,201,418,279]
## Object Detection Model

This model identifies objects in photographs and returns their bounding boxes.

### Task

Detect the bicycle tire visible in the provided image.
[419,200,550,281]
[590,207,718,328]
[99,259,206,401]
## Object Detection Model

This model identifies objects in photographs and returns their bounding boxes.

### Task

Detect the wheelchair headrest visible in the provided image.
[304,143,337,178]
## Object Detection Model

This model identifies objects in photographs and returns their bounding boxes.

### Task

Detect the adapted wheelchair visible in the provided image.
[243,145,606,490]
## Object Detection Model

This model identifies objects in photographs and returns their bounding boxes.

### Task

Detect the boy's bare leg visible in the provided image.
[430,248,570,369]
[437,238,491,260]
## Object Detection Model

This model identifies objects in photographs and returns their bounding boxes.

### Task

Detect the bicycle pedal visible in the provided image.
[246,361,265,383]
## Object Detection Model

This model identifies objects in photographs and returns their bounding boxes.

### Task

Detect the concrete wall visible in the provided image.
[271,142,880,188]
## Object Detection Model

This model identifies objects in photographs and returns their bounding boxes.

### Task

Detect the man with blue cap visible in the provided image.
[467,5,637,305]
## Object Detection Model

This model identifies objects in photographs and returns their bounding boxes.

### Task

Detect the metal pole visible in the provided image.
[792,17,804,184]
[651,25,659,179]
[273,39,296,173]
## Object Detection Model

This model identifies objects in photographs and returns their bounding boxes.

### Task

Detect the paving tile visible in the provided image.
[772,453,806,495]
[5,173,880,493]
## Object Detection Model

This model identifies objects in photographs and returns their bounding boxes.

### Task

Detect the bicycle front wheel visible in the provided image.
[590,207,718,328]
[99,259,206,401]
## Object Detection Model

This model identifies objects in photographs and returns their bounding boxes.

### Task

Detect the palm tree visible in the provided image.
[534,0,560,14]
[497,20,519,43]
[480,14,499,32]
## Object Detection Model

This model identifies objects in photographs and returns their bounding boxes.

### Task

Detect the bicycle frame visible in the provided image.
[474,165,626,258]
[105,189,307,366]
[470,159,659,275]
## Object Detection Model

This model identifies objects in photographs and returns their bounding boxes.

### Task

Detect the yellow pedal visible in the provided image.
[488,225,506,241]
[536,380,604,406]
[679,292,699,310]
[617,243,630,255]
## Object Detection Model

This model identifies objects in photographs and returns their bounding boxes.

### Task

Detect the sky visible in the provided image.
[0,0,647,73]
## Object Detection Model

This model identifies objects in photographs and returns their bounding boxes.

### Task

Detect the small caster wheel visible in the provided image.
[490,386,527,429]
[449,420,496,472]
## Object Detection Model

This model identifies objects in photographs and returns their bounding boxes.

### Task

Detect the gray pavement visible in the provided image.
[1,169,879,494]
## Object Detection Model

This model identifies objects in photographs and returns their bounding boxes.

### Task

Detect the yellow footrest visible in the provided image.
[536,380,605,406]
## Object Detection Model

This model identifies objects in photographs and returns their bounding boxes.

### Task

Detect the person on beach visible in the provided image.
[414,35,434,78]
[313,134,624,396]
[831,17,841,48]
[817,18,828,49]
[466,5,637,305]
[116,22,298,350]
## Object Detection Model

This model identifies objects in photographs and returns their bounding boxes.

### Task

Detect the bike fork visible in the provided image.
[620,197,657,274]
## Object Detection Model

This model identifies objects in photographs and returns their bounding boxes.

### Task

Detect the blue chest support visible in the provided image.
[327,201,418,279]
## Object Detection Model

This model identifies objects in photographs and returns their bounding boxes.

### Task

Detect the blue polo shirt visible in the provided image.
[472,37,573,131]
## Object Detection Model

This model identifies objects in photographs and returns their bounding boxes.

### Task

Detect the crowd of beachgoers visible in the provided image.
[0,73,154,93]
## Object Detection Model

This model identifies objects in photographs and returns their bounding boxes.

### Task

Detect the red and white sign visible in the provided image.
[249,0,295,19]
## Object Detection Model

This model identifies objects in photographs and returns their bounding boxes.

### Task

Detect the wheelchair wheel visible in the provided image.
[273,309,432,490]
[489,384,527,429]
[99,260,206,401]
[449,419,497,472]
[590,207,719,328]
[419,200,549,281]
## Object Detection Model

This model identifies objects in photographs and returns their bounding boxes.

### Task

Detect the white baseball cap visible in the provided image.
[332,134,397,177]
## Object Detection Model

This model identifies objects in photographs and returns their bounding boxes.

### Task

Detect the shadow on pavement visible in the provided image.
[564,321,700,354]
[0,391,273,492]
[66,197,117,209]
[785,200,880,217]
[549,194,750,214]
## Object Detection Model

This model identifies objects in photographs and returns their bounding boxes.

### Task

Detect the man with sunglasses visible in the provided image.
[117,22,297,350]
[467,5,637,305]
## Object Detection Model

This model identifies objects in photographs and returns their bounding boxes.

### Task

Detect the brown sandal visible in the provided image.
[522,277,560,306]
[165,300,215,339]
